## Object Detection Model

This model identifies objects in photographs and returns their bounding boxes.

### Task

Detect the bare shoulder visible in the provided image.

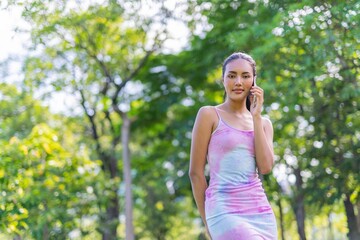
[261,116,273,132]
[194,106,218,130]
[197,105,217,117]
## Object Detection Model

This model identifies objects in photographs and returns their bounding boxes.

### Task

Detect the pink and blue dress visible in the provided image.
[205,107,277,240]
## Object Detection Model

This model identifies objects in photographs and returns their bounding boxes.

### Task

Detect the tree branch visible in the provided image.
[112,49,154,105]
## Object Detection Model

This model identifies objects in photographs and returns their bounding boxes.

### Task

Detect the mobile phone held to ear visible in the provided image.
[246,77,257,111]
[253,77,257,105]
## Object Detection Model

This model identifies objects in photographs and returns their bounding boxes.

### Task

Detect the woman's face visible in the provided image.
[223,58,254,100]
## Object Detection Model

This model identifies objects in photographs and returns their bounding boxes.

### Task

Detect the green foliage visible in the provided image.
[0,123,101,239]
[183,0,359,238]
[2,0,359,239]
[0,83,48,139]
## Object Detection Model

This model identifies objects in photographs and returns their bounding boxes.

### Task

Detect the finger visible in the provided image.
[250,90,263,99]
[249,94,255,103]
[251,87,263,94]
[250,86,262,92]
[251,86,263,91]
[251,86,263,93]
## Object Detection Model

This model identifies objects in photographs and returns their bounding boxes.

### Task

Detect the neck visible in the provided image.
[223,99,249,114]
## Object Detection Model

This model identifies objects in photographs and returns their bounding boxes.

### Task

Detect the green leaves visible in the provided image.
[0,123,101,238]
[2,0,359,238]
[181,0,360,238]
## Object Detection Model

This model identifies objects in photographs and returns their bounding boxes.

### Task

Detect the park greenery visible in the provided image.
[0,0,359,239]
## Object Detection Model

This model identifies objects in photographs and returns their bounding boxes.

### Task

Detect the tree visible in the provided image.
[261,2,360,239]
[0,83,101,239]
[0,83,47,140]
[182,0,359,239]
[9,0,183,238]
[0,123,102,239]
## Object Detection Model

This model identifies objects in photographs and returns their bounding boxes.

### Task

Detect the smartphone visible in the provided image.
[246,77,256,110]
[253,76,257,105]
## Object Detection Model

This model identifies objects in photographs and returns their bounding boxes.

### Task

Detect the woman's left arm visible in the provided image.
[250,86,275,174]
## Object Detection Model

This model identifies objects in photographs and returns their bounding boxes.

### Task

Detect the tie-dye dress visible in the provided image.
[205,108,277,240]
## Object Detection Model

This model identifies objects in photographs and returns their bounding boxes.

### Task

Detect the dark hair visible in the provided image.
[222,52,257,111]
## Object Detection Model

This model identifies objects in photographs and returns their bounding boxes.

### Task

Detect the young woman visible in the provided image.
[189,52,277,239]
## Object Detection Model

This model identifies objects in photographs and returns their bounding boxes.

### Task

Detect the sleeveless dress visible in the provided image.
[205,107,277,240]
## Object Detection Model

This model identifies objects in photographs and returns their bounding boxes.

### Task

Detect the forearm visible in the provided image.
[189,174,208,225]
[253,116,274,174]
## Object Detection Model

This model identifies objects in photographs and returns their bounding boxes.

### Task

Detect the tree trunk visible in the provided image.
[102,192,119,240]
[277,197,285,240]
[43,222,49,240]
[328,212,334,240]
[343,193,360,240]
[293,168,306,240]
[121,112,134,240]
[357,202,360,234]
[293,197,306,240]
[43,202,49,240]
[100,153,120,240]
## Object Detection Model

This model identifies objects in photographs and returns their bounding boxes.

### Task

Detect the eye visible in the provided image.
[243,75,251,79]
[228,74,236,79]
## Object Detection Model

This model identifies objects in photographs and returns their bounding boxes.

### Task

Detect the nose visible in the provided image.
[235,76,242,85]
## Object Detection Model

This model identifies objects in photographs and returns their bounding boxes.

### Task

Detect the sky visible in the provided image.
[0,7,23,61]
[0,1,190,59]
[0,1,291,189]
[0,6,28,75]
[0,1,190,114]
[0,6,79,114]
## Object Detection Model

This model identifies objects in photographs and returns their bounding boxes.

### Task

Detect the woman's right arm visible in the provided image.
[189,106,215,232]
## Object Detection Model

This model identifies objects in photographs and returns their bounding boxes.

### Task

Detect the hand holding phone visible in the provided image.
[252,77,257,108]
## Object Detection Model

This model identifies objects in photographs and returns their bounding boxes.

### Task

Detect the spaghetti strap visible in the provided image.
[213,107,221,120]
[206,107,277,240]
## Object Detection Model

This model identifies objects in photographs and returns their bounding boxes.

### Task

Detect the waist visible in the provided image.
[206,177,262,198]
[205,179,273,218]
[208,170,259,188]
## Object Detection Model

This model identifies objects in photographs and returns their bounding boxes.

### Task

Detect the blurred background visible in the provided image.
[0,0,359,239]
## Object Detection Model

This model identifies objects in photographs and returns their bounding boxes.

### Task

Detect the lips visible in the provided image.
[232,89,244,94]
